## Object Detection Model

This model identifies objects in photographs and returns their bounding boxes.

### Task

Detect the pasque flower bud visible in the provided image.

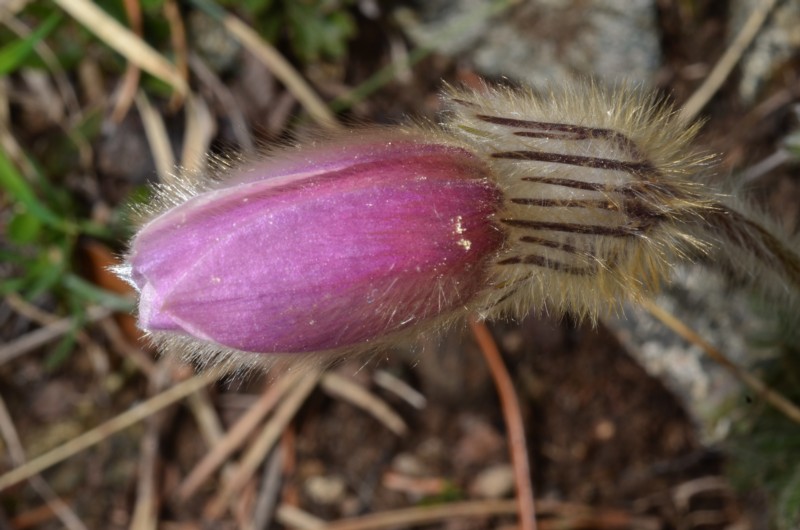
[118,81,800,367]
[123,131,504,358]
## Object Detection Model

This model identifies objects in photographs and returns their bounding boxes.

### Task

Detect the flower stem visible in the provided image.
[469,318,538,530]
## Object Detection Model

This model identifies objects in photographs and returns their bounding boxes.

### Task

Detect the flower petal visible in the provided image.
[129,139,503,354]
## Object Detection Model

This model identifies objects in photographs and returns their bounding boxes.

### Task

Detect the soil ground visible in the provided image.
[2,1,799,529]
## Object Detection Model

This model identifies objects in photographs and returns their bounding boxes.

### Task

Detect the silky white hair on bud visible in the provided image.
[449,81,799,324]
[443,81,719,322]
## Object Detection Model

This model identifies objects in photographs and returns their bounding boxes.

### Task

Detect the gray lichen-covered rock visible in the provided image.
[608,265,778,443]
[732,0,800,103]
[398,0,661,88]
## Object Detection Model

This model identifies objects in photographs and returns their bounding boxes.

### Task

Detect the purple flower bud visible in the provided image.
[120,81,732,366]
[126,132,504,355]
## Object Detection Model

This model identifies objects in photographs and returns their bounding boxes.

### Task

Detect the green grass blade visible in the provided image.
[0,148,70,231]
[0,13,62,74]
[62,273,135,312]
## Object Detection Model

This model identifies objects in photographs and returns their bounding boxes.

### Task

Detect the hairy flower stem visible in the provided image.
[447,83,800,322]
[696,203,800,296]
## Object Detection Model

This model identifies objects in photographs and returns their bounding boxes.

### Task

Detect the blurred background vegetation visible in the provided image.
[1,0,799,529]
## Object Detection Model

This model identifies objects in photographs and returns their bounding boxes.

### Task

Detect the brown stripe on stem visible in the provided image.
[520,175,638,195]
[513,131,583,140]
[450,98,479,108]
[706,205,800,289]
[501,218,639,237]
[519,235,583,254]
[511,197,621,210]
[475,114,647,160]
[492,150,653,174]
[519,176,687,208]
[477,115,610,137]
[498,254,593,275]
[492,286,522,308]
